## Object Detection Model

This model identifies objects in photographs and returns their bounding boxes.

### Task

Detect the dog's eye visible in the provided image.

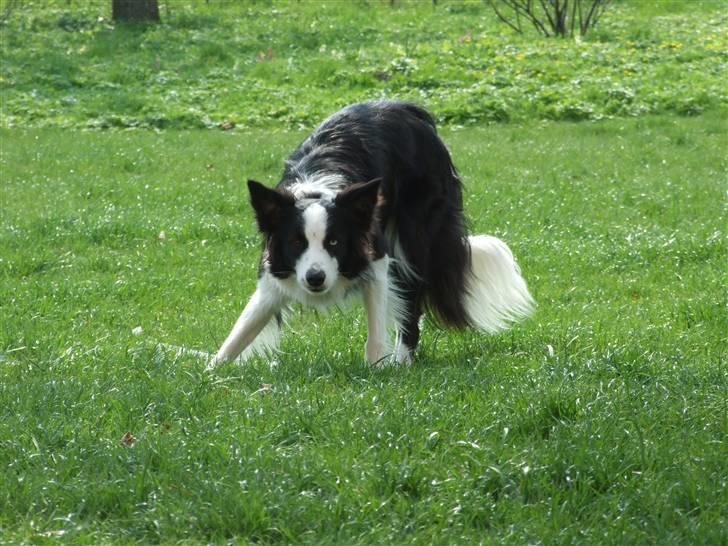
[290,235,306,249]
[326,237,338,247]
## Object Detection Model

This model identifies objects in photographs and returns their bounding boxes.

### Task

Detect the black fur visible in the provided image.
[328,180,384,279]
[248,177,383,284]
[248,179,305,280]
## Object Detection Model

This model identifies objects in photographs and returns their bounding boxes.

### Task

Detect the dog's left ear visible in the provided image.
[334,178,381,227]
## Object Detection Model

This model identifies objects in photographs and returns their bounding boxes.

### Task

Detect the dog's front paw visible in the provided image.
[206,354,222,370]
[365,338,391,365]
[207,349,233,370]
[394,341,413,365]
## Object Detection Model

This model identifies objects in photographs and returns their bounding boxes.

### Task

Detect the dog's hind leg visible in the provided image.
[395,290,424,364]
[211,280,285,366]
[363,257,392,364]
[389,221,427,363]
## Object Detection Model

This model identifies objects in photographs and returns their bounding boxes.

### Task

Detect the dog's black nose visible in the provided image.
[305,269,326,289]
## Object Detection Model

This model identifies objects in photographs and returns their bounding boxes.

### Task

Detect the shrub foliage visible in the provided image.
[488,0,612,37]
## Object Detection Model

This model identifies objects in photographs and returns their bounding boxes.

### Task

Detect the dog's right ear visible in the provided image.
[247,179,294,233]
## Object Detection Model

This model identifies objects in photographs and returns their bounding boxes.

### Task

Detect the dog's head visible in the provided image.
[248,178,381,296]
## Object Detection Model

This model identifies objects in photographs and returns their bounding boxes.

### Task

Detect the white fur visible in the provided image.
[272,275,354,312]
[211,259,397,366]
[296,203,339,294]
[211,273,286,366]
[384,224,421,282]
[362,257,392,364]
[394,335,413,365]
[288,172,345,199]
[464,235,535,332]
[391,237,421,282]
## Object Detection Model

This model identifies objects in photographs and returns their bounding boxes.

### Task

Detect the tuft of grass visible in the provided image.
[1,112,726,544]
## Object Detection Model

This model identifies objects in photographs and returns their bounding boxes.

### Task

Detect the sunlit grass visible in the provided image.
[1,112,726,544]
[1,0,726,129]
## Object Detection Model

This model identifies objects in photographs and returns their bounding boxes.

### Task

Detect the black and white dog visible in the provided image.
[213,101,533,366]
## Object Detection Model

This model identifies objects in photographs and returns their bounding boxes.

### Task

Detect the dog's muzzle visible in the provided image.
[304,267,326,292]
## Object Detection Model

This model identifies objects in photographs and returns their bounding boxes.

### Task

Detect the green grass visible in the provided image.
[1,0,726,129]
[1,112,726,544]
[1,0,727,543]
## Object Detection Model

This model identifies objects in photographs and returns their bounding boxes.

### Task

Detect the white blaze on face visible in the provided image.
[297,203,338,294]
[289,172,345,199]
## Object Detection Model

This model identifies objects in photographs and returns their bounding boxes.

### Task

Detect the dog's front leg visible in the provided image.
[363,257,391,364]
[212,283,284,366]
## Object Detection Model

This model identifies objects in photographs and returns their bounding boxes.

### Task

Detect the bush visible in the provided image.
[488,0,612,37]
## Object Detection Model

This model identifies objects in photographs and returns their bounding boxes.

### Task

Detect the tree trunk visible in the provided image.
[112,0,160,22]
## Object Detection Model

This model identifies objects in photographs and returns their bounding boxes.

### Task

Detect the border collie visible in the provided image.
[212,101,534,366]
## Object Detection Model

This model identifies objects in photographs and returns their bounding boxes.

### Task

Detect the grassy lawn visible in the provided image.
[1,0,726,128]
[1,113,726,544]
[1,0,727,544]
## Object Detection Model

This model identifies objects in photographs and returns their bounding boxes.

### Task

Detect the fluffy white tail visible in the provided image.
[464,235,535,332]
